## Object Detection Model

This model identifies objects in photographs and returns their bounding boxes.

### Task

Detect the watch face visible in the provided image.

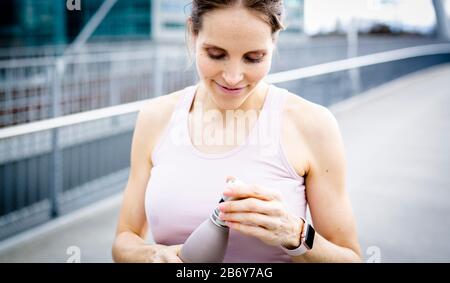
[305,225,315,249]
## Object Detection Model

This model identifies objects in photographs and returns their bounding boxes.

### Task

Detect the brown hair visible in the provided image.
[189,0,285,35]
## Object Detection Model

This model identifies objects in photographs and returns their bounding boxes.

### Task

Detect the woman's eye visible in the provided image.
[207,53,225,60]
[206,52,264,64]
[245,56,264,64]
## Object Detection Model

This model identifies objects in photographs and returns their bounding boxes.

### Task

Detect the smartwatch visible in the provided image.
[281,217,315,256]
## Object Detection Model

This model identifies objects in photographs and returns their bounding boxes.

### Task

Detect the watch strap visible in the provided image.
[280,216,309,256]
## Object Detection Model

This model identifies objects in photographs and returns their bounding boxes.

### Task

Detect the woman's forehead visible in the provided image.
[199,8,273,52]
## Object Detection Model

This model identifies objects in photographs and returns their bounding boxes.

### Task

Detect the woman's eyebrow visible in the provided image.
[202,43,266,54]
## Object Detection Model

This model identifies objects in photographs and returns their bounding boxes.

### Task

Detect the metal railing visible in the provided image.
[268,44,450,83]
[0,36,444,128]
[0,45,194,128]
[0,43,449,240]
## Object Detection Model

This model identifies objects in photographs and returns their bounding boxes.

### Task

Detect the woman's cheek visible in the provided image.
[247,60,272,82]
[196,54,217,79]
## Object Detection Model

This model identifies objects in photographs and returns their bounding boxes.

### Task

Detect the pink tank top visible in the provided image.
[145,84,307,262]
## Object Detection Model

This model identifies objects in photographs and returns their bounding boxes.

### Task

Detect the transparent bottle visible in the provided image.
[179,179,243,263]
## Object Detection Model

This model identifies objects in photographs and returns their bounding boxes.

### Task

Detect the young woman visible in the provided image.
[112,0,361,263]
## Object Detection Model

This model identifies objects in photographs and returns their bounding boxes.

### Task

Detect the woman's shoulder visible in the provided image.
[134,88,186,155]
[139,85,193,129]
[283,90,341,147]
[140,89,185,122]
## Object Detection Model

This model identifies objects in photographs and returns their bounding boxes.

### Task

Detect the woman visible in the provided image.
[112,0,361,263]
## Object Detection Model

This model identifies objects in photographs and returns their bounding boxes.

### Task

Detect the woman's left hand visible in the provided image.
[219,178,303,249]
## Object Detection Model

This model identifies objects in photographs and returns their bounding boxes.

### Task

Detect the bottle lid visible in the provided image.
[210,179,246,228]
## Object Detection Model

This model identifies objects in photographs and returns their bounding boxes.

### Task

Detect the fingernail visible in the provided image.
[218,203,225,211]
[223,188,233,195]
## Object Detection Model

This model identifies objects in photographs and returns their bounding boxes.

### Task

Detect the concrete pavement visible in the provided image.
[333,63,450,262]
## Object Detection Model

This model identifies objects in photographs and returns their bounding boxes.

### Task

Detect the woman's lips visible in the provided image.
[215,81,245,96]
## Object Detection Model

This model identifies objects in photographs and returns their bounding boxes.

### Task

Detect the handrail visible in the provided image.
[0,47,185,69]
[0,100,144,139]
[267,43,450,83]
[1,43,450,139]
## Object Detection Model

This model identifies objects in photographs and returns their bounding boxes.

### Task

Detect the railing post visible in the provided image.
[347,18,361,99]
[49,59,64,217]
[109,60,119,127]
[153,44,164,98]
[109,61,119,106]
[432,0,450,40]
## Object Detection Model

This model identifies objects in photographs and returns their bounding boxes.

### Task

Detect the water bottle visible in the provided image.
[179,179,244,263]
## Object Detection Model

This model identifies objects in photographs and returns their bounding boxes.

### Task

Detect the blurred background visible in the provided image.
[0,0,449,262]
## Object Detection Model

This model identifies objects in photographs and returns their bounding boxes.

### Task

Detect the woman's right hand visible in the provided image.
[149,244,183,263]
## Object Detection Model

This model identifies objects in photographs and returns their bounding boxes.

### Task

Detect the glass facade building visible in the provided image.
[155,0,304,39]
[0,0,68,47]
[0,0,152,47]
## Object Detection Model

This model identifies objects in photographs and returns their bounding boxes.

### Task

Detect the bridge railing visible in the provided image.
[1,43,449,240]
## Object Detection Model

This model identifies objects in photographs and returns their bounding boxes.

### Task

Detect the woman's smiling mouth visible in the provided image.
[214,81,246,96]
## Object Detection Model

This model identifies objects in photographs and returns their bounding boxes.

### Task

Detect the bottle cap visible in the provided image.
[211,179,246,228]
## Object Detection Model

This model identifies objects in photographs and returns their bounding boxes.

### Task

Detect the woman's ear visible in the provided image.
[187,17,198,41]
[185,17,197,69]
[186,17,197,53]
[272,31,279,44]
[187,17,194,34]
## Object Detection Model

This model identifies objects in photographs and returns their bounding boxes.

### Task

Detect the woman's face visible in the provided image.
[192,7,275,110]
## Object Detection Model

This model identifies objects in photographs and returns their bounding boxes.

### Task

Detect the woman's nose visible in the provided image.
[222,65,244,87]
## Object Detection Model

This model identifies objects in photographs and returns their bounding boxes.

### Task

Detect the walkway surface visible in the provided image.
[0,63,449,262]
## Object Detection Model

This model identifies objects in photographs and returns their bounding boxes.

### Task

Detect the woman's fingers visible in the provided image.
[163,253,183,263]
[225,221,275,245]
[225,181,282,202]
[222,178,293,247]
[219,197,284,216]
[166,245,183,263]
[153,245,184,263]
[220,212,277,230]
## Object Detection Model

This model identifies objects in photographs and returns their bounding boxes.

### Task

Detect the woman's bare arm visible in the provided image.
[112,97,182,263]
[291,105,361,263]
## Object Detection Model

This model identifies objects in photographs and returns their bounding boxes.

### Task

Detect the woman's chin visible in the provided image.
[206,87,245,108]
[213,97,243,110]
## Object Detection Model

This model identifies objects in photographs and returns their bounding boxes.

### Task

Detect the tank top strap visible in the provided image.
[267,84,287,119]
[180,84,198,113]
[255,85,288,157]
[152,85,197,164]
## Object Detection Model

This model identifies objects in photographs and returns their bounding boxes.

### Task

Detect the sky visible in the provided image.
[303,0,441,35]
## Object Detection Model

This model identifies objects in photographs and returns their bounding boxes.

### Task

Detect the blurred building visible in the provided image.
[0,0,305,47]
[0,0,151,47]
